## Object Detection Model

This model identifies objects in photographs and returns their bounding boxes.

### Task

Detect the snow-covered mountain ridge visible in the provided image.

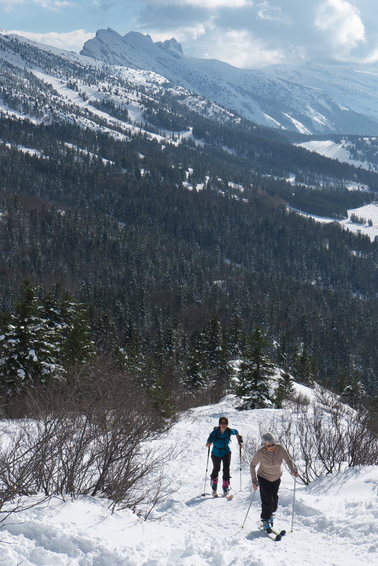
[81,28,378,136]
[1,27,378,238]
[0,29,253,163]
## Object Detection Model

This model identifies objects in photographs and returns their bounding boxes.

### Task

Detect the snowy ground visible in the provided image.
[297,140,371,171]
[291,201,378,241]
[0,393,377,565]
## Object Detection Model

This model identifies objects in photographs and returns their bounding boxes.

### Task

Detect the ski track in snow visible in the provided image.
[0,392,377,565]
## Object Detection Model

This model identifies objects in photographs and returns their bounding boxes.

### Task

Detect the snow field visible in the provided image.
[0,392,377,565]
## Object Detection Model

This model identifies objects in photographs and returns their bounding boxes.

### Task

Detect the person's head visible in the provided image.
[261,432,277,451]
[219,416,228,428]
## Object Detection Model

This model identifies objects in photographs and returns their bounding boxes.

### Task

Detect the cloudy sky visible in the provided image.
[1,0,378,68]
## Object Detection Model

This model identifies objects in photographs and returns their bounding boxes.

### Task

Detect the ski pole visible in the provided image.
[291,476,297,532]
[241,489,256,529]
[202,446,210,496]
[239,443,242,491]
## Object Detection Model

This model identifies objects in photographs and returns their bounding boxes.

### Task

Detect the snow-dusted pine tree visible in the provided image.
[0,281,64,398]
[235,328,275,409]
[0,283,95,400]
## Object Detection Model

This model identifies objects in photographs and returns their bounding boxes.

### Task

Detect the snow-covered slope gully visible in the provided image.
[0,393,377,565]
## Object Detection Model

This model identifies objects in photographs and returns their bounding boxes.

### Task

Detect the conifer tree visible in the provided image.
[201,315,229,384]
[227,315,245,358]
[235,328,275,409]
[341,376,367,409]
[61,308,95,367]
[42,288,95,367]
[274,333,294,407]
[185,330,206,391]
[292,346,315,386]
[185,316,231,393]
[275,369,294,408]
[0,281,64,398]
[117,319,145,376]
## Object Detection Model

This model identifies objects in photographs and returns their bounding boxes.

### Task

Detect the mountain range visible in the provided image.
[81,28,378,136]
[1,28,378,397]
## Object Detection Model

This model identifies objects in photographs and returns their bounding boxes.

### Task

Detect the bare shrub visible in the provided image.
[283,390,311,411]
[344,408,378,467]
[271,391,378,484]
[0,359,178,517]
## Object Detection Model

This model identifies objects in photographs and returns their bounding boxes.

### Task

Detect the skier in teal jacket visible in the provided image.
[206,416,243,496]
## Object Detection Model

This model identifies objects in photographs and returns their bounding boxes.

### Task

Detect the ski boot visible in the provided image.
[210,478,218,497]
[262,519,272,533]
[222,480,230,496]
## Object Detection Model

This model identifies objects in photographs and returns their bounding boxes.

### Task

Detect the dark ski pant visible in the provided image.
[210,452,232,482]
[258,475,281,520]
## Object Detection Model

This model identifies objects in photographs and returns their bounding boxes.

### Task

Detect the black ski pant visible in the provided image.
[210,452,232,482]
[258,475,281,520]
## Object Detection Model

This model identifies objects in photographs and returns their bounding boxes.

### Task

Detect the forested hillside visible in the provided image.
[1,32,378,413]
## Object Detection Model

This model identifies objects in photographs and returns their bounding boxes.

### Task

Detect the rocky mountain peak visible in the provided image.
[155,38,183,59]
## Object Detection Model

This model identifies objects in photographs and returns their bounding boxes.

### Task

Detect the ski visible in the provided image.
[201,492,234,499]
[200,490,234,499]
[257,523,283,542]
[223,493,234,500]
[271,528,286,537]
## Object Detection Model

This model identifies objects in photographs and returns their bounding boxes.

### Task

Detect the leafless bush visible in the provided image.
[283,390,312,411]
[344,408,378,467]
[0,359,178,517]
[270,391,378,484]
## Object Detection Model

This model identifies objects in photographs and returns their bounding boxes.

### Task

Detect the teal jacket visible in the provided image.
[207,427,239,457]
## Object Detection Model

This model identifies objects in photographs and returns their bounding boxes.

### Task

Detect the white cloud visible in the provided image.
[256,1,282,21]
[145,0,251,6]
[315,0,365,49]
[151,22,207,44]
[2,0,378,67]
[358,48,378,64]
[11,29,95,51]
[206,29,285,67]
[0,0,70,6]
[0,0,24,8]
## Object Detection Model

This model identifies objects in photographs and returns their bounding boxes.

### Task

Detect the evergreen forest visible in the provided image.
[1,33,378,417]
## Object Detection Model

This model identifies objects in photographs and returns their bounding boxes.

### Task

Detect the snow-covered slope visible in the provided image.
[298,140,368,168]
[0,394,377,565]
[0,30,241,148]
[2,29,378,241]
[81,28,378,136]
[291,201,378,242]
[266,63,378,131]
